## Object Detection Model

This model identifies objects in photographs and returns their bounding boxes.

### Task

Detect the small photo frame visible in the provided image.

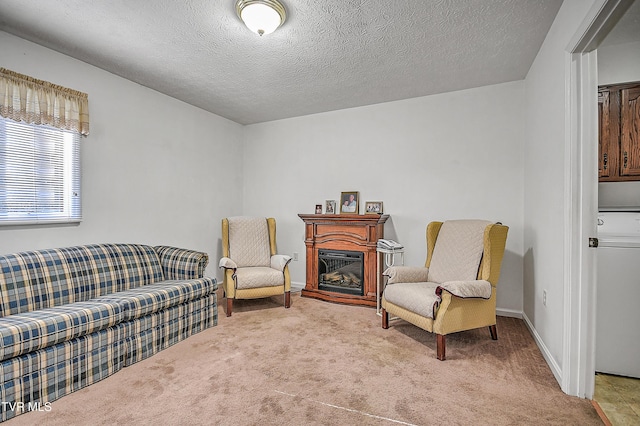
[325,200,336,214]
[315,204,323,214]
[365,201,383,214]
[340,191,359,214]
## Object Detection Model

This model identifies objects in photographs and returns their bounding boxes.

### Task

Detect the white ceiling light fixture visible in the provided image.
[236,0,286,36]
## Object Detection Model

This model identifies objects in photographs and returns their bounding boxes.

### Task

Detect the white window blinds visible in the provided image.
[0,117,81,225]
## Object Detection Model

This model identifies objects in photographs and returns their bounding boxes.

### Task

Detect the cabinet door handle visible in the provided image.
[603,153,608,170]
[624,151,628,169]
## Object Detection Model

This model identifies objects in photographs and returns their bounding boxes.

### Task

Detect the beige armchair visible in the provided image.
[381,220,508,360]
[219,217,291,317]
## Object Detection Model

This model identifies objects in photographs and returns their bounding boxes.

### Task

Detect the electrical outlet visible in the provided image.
[543,290,547,306]
[293,252,299,261]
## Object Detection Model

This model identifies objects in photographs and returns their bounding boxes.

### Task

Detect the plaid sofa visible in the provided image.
[0,243,217,422]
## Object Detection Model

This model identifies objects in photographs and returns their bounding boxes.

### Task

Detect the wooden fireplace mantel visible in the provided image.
[298,214,389,306]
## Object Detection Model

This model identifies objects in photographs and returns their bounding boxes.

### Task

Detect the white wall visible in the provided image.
[598,40,640,85]
[0,31,245,277]
[523,0,598,376]
[242,81,525,313]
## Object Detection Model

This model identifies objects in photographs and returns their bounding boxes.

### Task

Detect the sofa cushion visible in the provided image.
[0,249,73,317]
[90,278,217,321]
[0,301,124,362]
[0,244,165,317]
[81,244,165,294]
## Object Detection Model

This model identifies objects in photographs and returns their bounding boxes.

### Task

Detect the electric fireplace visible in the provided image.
[298,213,389,306]
[318,249,364,296]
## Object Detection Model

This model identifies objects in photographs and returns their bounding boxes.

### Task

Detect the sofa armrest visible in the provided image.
[154,246,209,280]
[383,266,429,284]
[271,254,292,272]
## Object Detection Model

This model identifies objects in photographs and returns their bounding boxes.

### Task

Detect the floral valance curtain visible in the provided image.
[0,67,89,136]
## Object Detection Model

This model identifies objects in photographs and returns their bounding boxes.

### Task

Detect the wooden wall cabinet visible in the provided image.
[599,81,640,182]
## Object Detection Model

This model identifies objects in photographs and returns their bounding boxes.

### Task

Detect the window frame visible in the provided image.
[0,116,82,226]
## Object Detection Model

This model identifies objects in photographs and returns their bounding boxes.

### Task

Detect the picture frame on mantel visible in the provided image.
[325,200,336,214]
[365,201,383,214]
[340,191,359,214]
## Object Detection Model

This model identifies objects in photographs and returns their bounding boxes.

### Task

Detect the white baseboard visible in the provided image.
[290,281,305,293]
[496,308,523,318]
[522,312,562,386]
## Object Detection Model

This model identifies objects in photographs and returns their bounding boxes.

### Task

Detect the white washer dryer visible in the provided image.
[596,211,640,378]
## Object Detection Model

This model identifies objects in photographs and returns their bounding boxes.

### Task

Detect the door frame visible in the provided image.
[564,0,634,398]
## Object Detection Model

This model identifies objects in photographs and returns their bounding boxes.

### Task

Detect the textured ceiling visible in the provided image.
[0,0,564,125]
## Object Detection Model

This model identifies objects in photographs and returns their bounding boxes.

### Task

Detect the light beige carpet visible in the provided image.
[7,290,601,425]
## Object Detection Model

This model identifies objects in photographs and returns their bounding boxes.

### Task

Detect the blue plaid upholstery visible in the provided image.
[0,243,217,422]
[92,278,216,321]
[0,244,164,317]
[0,326,127,421]
[154,245,208,279]
[122,293,217,365]
[0,301,123,361]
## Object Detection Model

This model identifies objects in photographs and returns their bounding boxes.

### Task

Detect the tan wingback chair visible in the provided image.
[219,217,291,317]
[381,220,508,360]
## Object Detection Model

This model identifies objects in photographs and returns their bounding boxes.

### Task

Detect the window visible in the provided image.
[0,116,81,225]
[0,67,88,225]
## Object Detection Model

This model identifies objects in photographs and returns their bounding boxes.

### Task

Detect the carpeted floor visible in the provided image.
[7,290,602,425]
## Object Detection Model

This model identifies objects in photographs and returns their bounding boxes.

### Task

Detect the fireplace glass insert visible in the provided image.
[318,249,364,296]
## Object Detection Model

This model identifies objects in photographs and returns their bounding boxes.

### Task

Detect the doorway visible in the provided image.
[590,1,640,423]
[565,0,638,401]
[567,0,639,418]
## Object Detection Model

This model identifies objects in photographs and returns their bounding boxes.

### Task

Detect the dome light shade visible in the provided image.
[236,0,286,36]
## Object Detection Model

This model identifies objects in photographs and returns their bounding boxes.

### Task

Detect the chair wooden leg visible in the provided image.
[381,308,389,329]
[226,297,233,317]
[437,334,446,361]
[489,324,498,340]
[284,291,291,308]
